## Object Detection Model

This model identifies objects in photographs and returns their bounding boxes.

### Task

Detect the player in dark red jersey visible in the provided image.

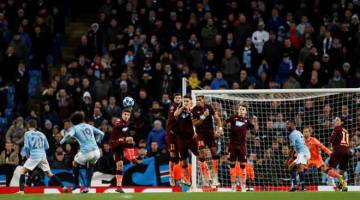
[109,108,135,193]
[166,93,182,186]
[192,95,223,186]
[174,95,199,186]
[225,103,257,191]
[327,117,351,191]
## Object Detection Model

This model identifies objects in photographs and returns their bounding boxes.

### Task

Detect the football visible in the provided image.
[123,96,135,107]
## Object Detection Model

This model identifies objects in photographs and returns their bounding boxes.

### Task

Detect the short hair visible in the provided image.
[70,111,85,125]
[28,119,37,129]
[183,94,192,100]
[287,119,296,125]
[196,95,205,99]
[173,93,181,97]
[122,108,131,113]
[238,102,248,109]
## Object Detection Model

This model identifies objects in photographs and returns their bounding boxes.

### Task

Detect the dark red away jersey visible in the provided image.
[330,125,350,153]
[192,104,215,136]
[226,115,254,146]
[109,118,131,150]
[166,103,180,134]
[175,109,195,140]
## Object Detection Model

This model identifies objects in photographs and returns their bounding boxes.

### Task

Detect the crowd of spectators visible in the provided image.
[0,0,360,186]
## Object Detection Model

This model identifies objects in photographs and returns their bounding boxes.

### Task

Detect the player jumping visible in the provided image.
[109,108,137,193]
[19,119,66,193]
[60,111,105,193]
[192,95,223,186]
[326,117,351,192]
[174,95,199,187]
[225,103,257,192]
[286,120,310,192]
[166,93,181,186]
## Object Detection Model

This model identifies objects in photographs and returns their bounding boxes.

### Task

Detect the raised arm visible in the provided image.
[214,110,223,135]
[174,105,184,118]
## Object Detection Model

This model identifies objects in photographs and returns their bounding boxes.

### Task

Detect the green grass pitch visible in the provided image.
[1,192,360,200]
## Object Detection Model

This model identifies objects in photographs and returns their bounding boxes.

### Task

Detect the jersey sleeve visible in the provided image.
[92,126,105,143]
[21,133,30,157]
[43,134,49,150]
[329,127,340,145]
[314,137,332,155]
[289,133,296,147]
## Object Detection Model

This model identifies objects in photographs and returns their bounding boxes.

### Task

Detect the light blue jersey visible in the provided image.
[289,129,310,154]
[60,123,104,153]
[21,129,49,160]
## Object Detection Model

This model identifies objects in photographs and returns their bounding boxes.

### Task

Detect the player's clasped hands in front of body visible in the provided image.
[125,137,134,144]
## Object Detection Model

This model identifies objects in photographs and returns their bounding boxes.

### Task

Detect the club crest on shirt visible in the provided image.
[122,127,129,132]
[235,121,245,127]
[181,112,189,119]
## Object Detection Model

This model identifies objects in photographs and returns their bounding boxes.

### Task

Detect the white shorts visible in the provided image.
[294,152,311,165]
[24,158,51,172]
[74,149,101,165]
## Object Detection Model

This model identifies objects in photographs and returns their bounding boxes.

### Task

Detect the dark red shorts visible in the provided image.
[228,144,247,163]
[177,138,199,160]
[114,151,124,162]
[166,132,177,152]
[328,150,351,171]
[197,132,215,149]
[112,146,124,162]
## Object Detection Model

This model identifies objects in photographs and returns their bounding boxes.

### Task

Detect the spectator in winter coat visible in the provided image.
[328,69,346,88]
[93,73,113,102]
[146,120,166,153]
[211,71,229,89]
[276,53,293,86]
[5,117,26,145]
[201,18,218,50]
[221,48,240,82]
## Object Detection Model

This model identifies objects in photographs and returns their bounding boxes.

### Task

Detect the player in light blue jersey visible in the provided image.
[18,119,65,193]
[60,111,104,193]
[286,120,310,192]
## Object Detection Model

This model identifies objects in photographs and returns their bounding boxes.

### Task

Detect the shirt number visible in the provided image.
[82,128,92,140]
[31,137,44,149]
[340,129,349,146]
